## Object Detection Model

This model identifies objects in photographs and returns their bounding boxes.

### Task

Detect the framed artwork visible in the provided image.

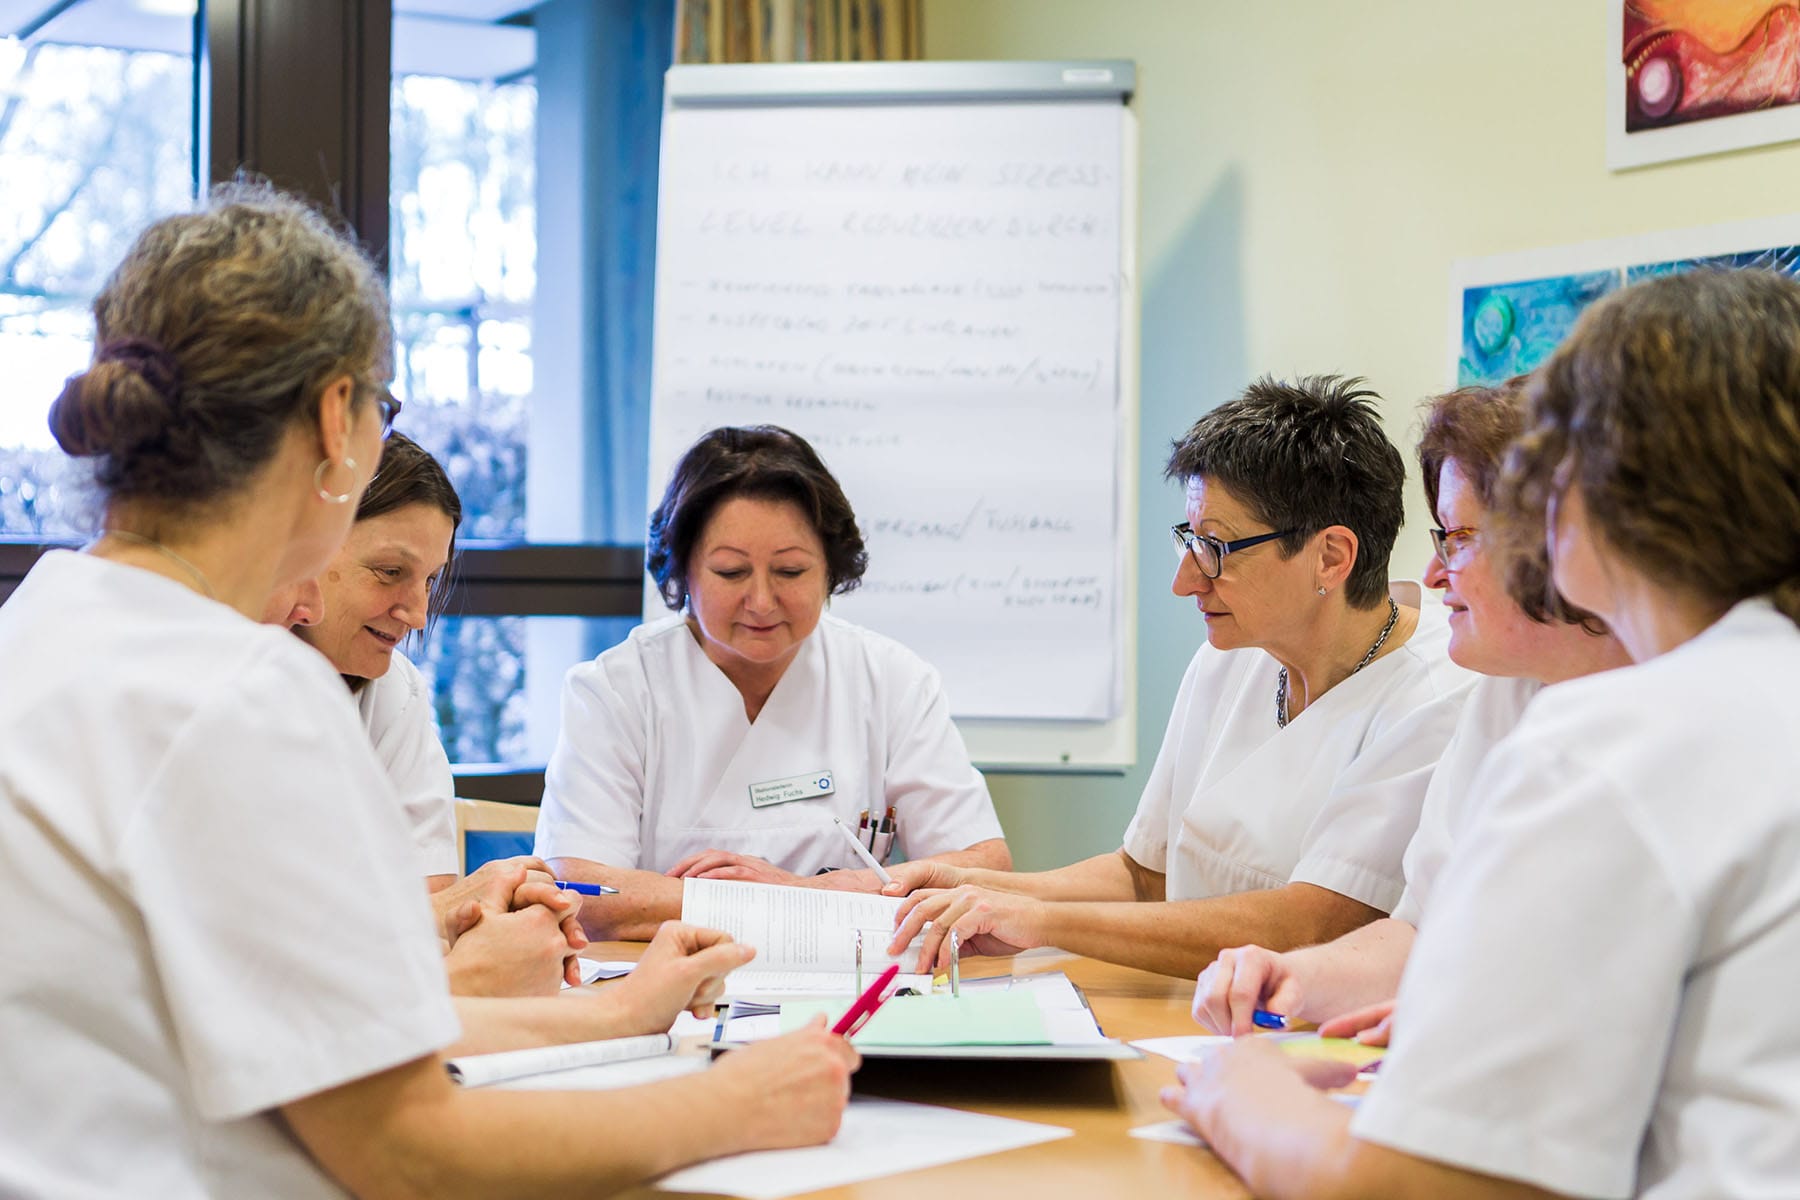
[1609,0,1800,169]
[1449,214,1800,386]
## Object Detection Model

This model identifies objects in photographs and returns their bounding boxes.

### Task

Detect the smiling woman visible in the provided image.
[290,432,464,883]
[538,424,1011,940]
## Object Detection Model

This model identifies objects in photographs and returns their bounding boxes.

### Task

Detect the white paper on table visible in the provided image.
[1130,1119,1208,1148]
[668,1011,715,1039]
[562,958,634,989]
[446,1034,675,1088]
[656,1097,1071,1200]
[1129,1035,1233,1062]
[681,880,931,999]
[494,1054,707,1092]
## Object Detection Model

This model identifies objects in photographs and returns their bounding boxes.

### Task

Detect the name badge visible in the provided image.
[749,770,835,808]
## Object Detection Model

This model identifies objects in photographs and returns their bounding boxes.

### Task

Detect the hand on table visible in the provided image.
[600,921,756,1033]
[1192,944,1310,1036]
[1159,1037,1360,1146]
[710,1017,860,1153]
[667,850,803,886]
[878,859,972,897]
[442,900,580,996]
[431,856,556,932]
[887,885,1038,971]
[1318,999,1395,1047]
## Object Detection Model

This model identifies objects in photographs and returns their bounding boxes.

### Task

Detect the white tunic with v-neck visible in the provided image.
[1122,583,1474,909]
[535,613,1004,874]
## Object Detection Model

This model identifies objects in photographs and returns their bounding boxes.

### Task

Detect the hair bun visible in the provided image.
[48,358,180,460]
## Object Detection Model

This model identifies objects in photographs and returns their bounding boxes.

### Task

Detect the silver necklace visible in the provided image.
[1277,596,1398,729]
[94,528,218,600]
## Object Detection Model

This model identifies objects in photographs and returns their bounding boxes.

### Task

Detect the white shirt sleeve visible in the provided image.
[127,645,460,1121]
[1349,740,1685,1199]
[878,657,1005,858]
[1287,684,1468,913]
[1120,653,1205,874]
[359,655,458,878]
[536,657,649,868]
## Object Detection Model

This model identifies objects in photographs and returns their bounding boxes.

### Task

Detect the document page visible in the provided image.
[656,1096,1071,1200]
[682,879,929,996]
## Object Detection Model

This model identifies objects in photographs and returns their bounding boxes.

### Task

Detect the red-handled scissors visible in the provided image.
[831,964,901,1037]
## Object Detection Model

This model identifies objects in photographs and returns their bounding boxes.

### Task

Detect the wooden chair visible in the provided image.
[453,798,541,876]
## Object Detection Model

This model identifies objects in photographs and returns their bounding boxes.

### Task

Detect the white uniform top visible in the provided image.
[536,612,1005,875]
[1122,583,1474,908]
[356,652,458,878]
[1389,674,1540,927]
[0,553,460,1200]
[1352,599,1800,1199]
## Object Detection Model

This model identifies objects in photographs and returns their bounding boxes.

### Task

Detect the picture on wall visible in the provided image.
[1608,1,1800,169]
[1449,215,1800,387]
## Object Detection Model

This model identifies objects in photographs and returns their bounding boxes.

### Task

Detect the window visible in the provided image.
[0,1,197,538]
[390,4,655,775]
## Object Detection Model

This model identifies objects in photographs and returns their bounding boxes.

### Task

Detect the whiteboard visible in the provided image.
[648,61,1138,771]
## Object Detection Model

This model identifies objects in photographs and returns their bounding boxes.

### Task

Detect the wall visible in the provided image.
[925,0,1800,869]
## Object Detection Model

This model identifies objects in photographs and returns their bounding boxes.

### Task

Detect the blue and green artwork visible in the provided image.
[1458,270,1620,387]
[1457,244,1800,388]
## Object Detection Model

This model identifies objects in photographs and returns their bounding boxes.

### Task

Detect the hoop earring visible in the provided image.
[314,457,357,505]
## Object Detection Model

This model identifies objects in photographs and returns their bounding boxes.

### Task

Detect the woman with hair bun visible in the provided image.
[0,182,855,1198]
[1166,268,1800,1200]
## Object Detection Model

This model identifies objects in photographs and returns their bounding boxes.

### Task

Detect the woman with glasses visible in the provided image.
[1166,269,1800,1199]
[886,375,1472,980]
[1192,377,1630,1037]
[0,182,857,1197]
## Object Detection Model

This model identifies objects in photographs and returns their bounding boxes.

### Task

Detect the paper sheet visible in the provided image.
[779,991,1050,1046]
[681,880,929,998]
[446,1034,674,1088]
[1129,1035,1233,1062]
[493,1054,707,1092]
[1130,1119,1208,1148]
[656,1096,1072,1200]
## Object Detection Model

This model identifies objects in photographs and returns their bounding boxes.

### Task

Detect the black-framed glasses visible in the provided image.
[1171,522,1293,579]
[1430,525,1478,565]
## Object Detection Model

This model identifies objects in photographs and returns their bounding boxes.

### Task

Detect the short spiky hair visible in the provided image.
[1165,374,1404,608]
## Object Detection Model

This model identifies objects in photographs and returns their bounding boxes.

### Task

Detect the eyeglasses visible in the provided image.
[1171,522,1294,579]
[1430,526,1478,564]
[373,387,402,439]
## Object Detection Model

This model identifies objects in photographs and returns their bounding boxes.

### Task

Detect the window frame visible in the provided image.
[1,1,645,799]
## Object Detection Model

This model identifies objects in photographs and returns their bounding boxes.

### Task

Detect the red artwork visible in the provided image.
[1624,1,1800,130]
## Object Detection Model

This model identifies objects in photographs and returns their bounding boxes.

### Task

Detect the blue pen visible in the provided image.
[1252,1009,1290,1030]
[554,880,619,896]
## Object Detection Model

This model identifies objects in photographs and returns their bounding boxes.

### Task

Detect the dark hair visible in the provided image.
[358,431,463,619]
[647,425,868,610]
[1418,378,1602,631]
[1165,374,1404,609]
[1495,268,1800,628]
[47,178,391,515]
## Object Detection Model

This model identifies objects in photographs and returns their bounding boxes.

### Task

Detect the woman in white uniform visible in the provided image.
[1164,269,1800,1198]
[265,433,583,997]
[0,182,856,1198]
[1193,377,1630,1036]
[888,375,1473,979]
[539,425,1010,939]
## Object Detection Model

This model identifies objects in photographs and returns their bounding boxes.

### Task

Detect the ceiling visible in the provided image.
[4,0,540,79]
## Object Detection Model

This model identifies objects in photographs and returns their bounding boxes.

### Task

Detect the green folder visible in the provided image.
[780,992,1051,1046]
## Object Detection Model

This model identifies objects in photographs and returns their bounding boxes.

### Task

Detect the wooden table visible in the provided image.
[591,944,1253,1200]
